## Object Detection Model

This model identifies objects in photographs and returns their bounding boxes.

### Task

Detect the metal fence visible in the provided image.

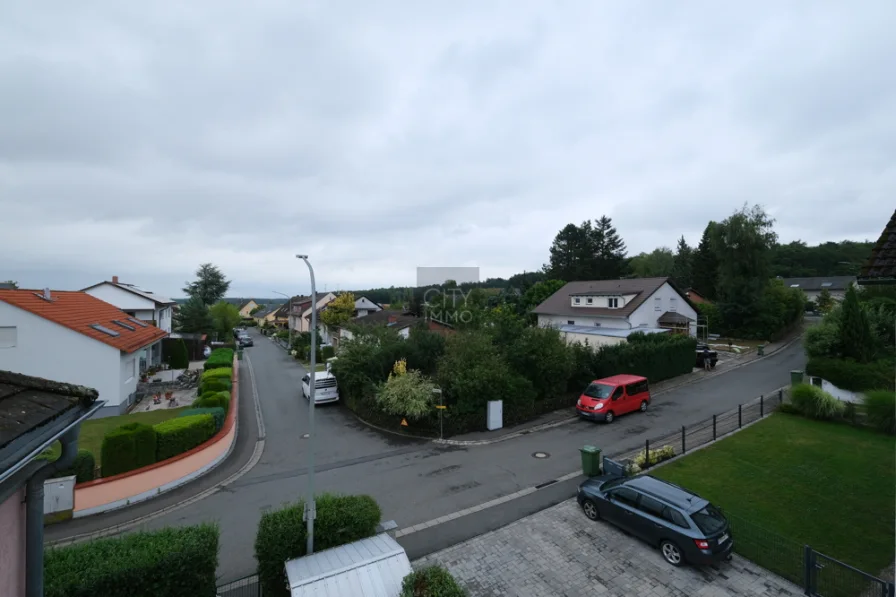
[809,550,895,597]
[216,573,262,597]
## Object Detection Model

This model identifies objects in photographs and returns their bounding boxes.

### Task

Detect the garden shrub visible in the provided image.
[201,366,233,382]
[806,357,895,392]
[628,445,676,473]
[777,403,801,416]
[199,378,231,394]
[203,348,234,370]
[43,449,96,484]
[321,345,336,361]
[401,566,467,597]
[863,390,896,435]
[100,423,157,478]
[179,407,226,433]
[193,391,230,411]
[569,333,696,391]
[162,338,189,370]
[44,523,219,597]
[791,383,846,421]
[255,493,381,597]
[154,414,215,461]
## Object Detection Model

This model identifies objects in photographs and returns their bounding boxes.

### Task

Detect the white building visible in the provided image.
[82,276,176,334]
[532,277,698,347]
[779,276,857,302]
[353,296,383,318]
[0,289,167,418]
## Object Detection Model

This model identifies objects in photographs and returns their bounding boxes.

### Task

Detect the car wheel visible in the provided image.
[640,401,648,412]
[660,540,684,566]
[581,499,601,521]
[604,411,615,424]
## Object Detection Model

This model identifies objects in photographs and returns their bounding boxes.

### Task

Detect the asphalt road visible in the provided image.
[52,329,807,583]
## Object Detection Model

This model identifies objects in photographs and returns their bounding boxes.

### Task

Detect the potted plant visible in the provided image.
[140,374,149,383]
[165,390,174,400]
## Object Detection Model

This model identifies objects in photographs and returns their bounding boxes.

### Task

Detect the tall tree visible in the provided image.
[183,263,230,305]
[174,296,214,334]
[815,288,835,314]
[691,222,722,300]
[209,301,242,340]
[839,285,873,362]
[628,248,674,278]
[321,292,357,329]
[545,221,594,281]
[591,216,628,279]
[671,236,693,289]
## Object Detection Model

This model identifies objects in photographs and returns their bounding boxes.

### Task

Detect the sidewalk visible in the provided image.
[438,327,804,446]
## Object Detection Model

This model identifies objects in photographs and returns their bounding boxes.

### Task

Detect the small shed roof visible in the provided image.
[285,534,412,597]
[558,325,670,338]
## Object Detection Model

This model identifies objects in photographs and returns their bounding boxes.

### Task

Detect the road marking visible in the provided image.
[245,351,266,440]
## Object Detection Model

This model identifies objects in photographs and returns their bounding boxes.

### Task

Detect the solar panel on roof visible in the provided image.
[112,320,135,331]
[90,323,120,337]
[127,317,148,327]
[821,282,833,287]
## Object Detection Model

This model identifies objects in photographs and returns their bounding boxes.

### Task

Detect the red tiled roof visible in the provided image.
[0,290,167,353]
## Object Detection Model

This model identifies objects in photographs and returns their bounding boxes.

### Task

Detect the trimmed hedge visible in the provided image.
[201,367,232,382]
[199,378,231,394]
[100,422,157,478]
[193,391,230,411]
[255,493,381,597]
[203,348,234,370]
[401,566,467,597]
[154,414,215,461]
[863,390,896,435]
[179,407,226,433]
[45,523,219,597]
[806,357,895,392]
[41,449,96,484]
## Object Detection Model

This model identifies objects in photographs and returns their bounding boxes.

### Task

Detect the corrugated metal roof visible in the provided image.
[285,534,412,597]
[558,325,670,338]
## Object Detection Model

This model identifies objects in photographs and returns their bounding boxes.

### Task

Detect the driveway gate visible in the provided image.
[805,547,894,597]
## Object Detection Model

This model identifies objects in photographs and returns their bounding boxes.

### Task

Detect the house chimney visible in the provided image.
[43,288,51,300]
[112,276,119,284]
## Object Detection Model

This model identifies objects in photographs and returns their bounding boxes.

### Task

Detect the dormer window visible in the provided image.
[608,298,619,308]
[574,297,581,305]
[586,297,593,305]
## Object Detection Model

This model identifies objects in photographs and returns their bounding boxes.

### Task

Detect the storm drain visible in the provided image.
[532,452,550,459]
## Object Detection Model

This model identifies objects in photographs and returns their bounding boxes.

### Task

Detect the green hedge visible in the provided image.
[863,390,896,435]
[100,422,157,478]
[45,523,219,597]
[41,449,96,484]
[203,348,234,371]
[321,345,336,361]
[255,493,381,597]
[201,367,232,382]
[154,414,215,461]
[401,566,467,597]
[192,391,230,411]
[806,357,895,392]
[162,338,189,369]
[179,407,226,433]
[199,378,231,394]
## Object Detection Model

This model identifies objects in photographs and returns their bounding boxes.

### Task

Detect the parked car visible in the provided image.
[577,474,734,567]
[576,374,650,423]
[238,334,253,347]
[695,344,718,369]
[301,371,340,404]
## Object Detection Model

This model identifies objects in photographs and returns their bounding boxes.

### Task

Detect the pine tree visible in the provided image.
[174,296,214,333]
[183,263,231,306]
[839,285,873,362]
[671,236,693,289]
[545,221,594,280]
[691,222,722,300]
[591,216,628,279]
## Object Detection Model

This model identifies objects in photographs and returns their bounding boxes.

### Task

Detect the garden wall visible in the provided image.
[71,356,239,518]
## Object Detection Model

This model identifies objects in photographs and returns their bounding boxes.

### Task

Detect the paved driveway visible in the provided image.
[415,499,803,597]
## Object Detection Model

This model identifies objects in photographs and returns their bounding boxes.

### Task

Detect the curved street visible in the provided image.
[48,328,806,583]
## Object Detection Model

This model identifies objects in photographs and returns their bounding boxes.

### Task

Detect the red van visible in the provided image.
[576,374,651,423]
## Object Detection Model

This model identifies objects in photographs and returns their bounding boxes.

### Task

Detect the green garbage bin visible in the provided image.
[790,370,804,387]
[237,349,244,361]
[757,344,765,356]
[580,445,602,477]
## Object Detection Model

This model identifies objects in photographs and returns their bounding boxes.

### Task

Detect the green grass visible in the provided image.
[44,408,186,469]
[652,413,895,585]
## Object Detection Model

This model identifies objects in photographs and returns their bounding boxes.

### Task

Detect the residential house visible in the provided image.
[353,296,383,318]
[296,292,337,335]
[685,288,710,305]
[335,310,453,347]
[252,304,281,327]
[82,276,176,333]
[287,295,312,333]
[858,208,896,286]
[238,299,259,318]
[780,276,857,302]
[0,289,167,417]
[0,370,103,597]
[532,277,698,347]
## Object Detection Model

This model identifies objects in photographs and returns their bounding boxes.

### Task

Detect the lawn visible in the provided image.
[45,408,186,469]
[652,413,895,585]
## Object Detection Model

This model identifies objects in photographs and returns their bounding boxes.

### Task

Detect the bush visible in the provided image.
[863,390,896,435]
[321,345,336,361]
[201,366,232,382]
[806,357,895,392]
[203,348,234,370]
[255,493,381,597]
[43,449,96,484]
[100,422,157,478]
[777,403,801,415]
[401,566,467,597]
[162,338,189,369]
[803,321,841,359]
[791,384,846,421]
[179,407,226,433]
[569,333,696,391]
[154,414,215,461]
[629,445,676,472]
[192,391,230,411]
[44,523,219,597]
[376,366,437,420]
[199,378,231,394]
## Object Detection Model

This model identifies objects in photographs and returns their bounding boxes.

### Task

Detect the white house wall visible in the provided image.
[84,284,173,333]
[0,301,123,416]
[628,283,698,332]
[537,314,630,330]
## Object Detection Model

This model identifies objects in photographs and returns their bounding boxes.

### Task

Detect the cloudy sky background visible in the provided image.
[2,1,894,298]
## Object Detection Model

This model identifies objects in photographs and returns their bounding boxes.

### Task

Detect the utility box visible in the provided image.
[44,475,75,524]
[790,370,804,387]
[487,400,503,431]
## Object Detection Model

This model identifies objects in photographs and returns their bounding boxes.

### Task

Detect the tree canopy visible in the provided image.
[544,217,627,281]
[183,263,230,306]
[320,292,356,329]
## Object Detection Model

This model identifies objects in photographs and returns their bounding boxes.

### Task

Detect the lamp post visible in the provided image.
[433,387,444,440]
[271,290,293,349]
[297,255,318,554]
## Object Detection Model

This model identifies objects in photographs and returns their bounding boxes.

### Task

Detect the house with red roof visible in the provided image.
[0,289,167,418]
[81,275,177,334]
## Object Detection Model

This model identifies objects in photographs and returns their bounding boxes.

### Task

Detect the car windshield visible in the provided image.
[691,504,727,535]
[583,383,613,399]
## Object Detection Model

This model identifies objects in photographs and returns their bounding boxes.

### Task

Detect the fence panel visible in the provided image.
[810,551,895,597]
[217,574,262,597]
[724,513,805,586]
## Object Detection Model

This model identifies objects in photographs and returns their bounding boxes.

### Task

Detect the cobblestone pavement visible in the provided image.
[415,499,803,597]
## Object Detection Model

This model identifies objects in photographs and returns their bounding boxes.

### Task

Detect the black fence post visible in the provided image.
[712,414,717,440]
[760,395,764,418]
[778,388,783,405]
[738,404,742,428]
[681,425,686,454]
[803,545,813,594]
[645,439,650,466]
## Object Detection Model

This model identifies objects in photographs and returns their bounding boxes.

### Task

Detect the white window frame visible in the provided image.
[586,297,593,305]
[670,297,677,312]
[567,320,575,325]
[574,297,580,305]
[608,297,619,308]
[654,297,661,311]
[0,326,16,348]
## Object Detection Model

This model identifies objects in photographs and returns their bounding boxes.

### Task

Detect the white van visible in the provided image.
[301,371,340,404]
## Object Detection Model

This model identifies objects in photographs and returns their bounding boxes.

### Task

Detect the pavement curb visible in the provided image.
[435,332,804,447]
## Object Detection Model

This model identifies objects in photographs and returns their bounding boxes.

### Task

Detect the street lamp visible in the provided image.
[432,387,444,440]
[271,290,293,349]
[297,255,318,554]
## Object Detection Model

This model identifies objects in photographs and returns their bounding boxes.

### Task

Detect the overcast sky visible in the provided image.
[2,1,893,298]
